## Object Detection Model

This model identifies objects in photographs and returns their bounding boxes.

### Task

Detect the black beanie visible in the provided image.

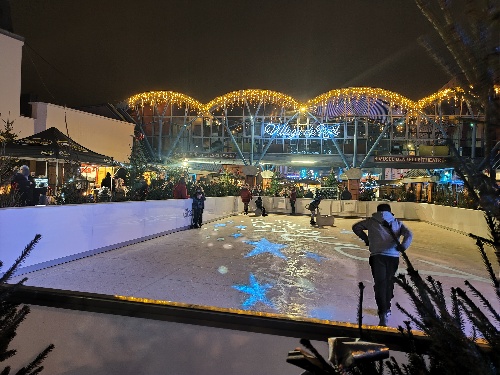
[377,203,391,212]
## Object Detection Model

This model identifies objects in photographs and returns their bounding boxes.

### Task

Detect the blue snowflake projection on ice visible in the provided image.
[243,238,288,260]
[232,273,275,309]
[231,233,243,238]
[235,225,247,230]
[304,252,327,263]
[214,223,227,228]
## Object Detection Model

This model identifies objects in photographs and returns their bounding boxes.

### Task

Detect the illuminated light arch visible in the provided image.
[203,89,301,113]
[416,87,467,109]
[307,87,416,110]
[308,87,417,109]
[127,91,204,113]
[306,87,419,124]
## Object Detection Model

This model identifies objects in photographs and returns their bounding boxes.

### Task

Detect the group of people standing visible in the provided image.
[10,165,33,206]
[10,165,47,206]
[240,184,298,217]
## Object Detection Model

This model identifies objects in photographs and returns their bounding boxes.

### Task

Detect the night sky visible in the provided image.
[10,0,449,108]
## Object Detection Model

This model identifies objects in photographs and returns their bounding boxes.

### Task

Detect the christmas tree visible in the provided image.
[0,236,55,374]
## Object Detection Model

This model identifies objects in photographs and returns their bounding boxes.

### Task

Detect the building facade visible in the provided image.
[127,88,487,172]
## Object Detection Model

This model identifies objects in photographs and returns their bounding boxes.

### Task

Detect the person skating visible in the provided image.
[307,194,322,225]
[352,203,413,326]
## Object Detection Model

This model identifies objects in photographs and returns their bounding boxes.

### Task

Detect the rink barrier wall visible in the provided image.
[5,284,433,374]
[1,197,488,275]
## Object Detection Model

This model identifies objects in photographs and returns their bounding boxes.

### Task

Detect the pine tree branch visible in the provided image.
[451,288,465,332]
[455,288,500,347]
[357,282,365,338]
[14,344,54,375]
[0,235,42,284]
[464,280,500,324]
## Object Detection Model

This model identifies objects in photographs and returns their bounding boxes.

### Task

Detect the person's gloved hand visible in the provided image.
[397,244,405,252]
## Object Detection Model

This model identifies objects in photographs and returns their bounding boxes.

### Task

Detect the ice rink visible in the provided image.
[11,213,500,328]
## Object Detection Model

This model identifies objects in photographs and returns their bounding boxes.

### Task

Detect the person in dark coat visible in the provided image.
[289,187,297,215]
[406,188,416,202]
[254,196,267,217]
[101,172,113,189]
[340,186,352,200]
[11,165,31,206]
[240,184,252,214]
[191,187,206,228]
[173,177,189,199]
[307,194,322,225]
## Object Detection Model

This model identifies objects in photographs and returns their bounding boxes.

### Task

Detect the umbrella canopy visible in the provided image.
[3,127,114,165]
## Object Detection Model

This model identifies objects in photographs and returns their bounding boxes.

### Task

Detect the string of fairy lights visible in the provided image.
[126,86,489,116]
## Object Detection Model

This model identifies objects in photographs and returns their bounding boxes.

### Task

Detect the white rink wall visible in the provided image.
[0,197,489,275]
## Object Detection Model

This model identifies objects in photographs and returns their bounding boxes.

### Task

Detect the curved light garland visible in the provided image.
[416,87,467,109]
[127,91,204,113]
[125,86,485,115]
[204,89,301,112]
[307,87,416,110]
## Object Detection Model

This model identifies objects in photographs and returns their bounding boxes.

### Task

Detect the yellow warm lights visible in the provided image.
[310,87,415,109]
[416,87,467,109]
[125,86,483,114]
[204,89,301,112]
[127,91,204,113]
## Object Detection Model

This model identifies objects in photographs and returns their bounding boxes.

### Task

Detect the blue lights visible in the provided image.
[243,238,288,260]
[232,273,275,309]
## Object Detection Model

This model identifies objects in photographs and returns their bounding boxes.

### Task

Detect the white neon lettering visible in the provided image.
[264,123,340,139]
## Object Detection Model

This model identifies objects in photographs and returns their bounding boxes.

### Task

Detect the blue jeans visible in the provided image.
[369,254,399,315]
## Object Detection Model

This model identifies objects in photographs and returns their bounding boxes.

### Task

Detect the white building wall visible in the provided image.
[0,30,22,119]
[31,102,134,163]
[0,29,34,137]
[1,29,132,162]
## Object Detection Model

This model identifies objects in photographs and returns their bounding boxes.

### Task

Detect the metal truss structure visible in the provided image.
[127,87,485,170]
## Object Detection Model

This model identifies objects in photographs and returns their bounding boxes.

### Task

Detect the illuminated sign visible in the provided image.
[264,123,340,139]
[374,156,447,163]
[173,152,236,159]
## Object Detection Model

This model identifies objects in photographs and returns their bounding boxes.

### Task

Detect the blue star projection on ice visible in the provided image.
[235,225,247,230]
[243,238,288,260]
[231,233,243,238]
[214,223,227,228]
[304,252,327,263]
[232,273,275,309]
